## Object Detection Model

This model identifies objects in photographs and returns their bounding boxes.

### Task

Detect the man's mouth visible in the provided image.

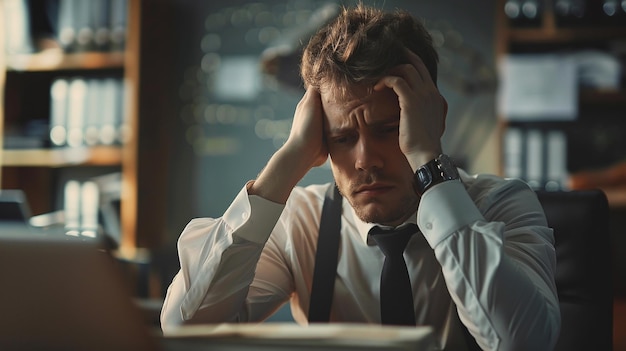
[354,183,393,196]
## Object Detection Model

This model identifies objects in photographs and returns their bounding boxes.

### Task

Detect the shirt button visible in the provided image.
[425,222,433,230]
[241,212,249,220]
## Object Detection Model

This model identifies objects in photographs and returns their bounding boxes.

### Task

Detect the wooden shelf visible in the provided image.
[6,51,125,72]
[503,1,626,44]
[580,90,626,104]
[1,146,122,167]
[507,27,626,43]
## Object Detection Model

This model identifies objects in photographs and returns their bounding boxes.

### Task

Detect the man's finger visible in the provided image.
[404,49,435,87]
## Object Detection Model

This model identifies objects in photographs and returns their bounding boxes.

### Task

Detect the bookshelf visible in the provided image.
[6,51,126,71]
[495,0,626,208]
[2,146,122,167]
[0,0,171,252]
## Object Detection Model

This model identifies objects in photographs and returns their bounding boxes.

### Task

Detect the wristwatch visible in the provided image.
[413,154,460,196]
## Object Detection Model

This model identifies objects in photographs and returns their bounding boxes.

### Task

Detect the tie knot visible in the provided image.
[369,224,417,257]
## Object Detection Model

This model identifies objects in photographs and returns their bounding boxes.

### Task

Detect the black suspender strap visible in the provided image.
[308,184,342,323]
[306,183,482,351]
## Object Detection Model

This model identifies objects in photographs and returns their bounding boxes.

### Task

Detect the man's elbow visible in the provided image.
[160,305,185,335]
[502,304,561,351]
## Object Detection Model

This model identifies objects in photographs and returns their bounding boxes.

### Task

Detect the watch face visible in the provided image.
[414,155,459,195]
[417,167,432,187]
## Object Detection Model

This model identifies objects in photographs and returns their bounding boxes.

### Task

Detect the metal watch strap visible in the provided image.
[414,154,459,196]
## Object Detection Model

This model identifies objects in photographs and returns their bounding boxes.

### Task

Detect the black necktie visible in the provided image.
[370,223,417,326]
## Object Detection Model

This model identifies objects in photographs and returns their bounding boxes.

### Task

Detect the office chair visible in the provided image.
[536,189,613,351]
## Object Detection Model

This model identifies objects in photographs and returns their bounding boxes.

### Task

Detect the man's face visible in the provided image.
[321,86,419,227]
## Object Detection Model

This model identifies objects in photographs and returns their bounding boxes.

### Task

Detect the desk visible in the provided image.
[158,323,437,351]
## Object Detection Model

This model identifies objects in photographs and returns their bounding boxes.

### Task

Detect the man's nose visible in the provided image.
[354,136,384,171]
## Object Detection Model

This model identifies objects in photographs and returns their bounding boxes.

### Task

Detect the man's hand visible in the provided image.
[373,50,447,171]
[249,88,327,204]
[283,88,328,170]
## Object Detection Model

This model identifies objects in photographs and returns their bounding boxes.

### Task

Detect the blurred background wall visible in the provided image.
[164,0,498,244]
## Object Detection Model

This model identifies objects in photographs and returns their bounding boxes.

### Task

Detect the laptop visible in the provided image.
[0,189,31,226]
[0,231,160,351]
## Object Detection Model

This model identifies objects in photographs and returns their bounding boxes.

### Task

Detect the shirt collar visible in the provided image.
[345,198,418,246]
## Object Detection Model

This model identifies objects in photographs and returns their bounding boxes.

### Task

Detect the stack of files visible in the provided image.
[62,179,100,238]
[2,0,34,54]
[503,127,568,191]
[2,0,128,54]
[160,323,437,351]
[50,76,126,148]
[57,0,128,52]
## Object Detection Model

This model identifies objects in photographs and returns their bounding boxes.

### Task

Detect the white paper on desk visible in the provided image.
[163,323,437,351]
[498,54,578,121]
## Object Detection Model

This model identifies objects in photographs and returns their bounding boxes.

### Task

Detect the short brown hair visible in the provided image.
[301,3,438,98]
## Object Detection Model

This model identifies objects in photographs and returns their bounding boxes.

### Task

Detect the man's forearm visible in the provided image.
[421,179,560,350]
[249,147,313,204]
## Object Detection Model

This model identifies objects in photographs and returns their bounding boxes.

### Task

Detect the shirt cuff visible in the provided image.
[417,179,485,248]
[222,184,285,244]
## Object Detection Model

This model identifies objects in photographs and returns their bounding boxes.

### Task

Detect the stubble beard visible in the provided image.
[335,171,419,226]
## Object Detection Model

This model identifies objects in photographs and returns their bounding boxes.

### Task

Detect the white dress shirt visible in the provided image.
[161,170,561,351]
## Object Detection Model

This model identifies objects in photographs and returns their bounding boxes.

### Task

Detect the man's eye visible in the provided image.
[332,136,349,144]
[330,134,356,145]
[382,125,399,134]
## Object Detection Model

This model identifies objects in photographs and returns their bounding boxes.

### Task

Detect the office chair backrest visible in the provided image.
[536,189,613,351]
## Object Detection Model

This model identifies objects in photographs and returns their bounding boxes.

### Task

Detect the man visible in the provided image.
[161,4,561,350]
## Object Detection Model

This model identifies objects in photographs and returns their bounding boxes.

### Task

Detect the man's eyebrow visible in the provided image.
[368,116,400,128]
[373,117,399,125]
[327,115,399,134]
[327,125,353,135]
